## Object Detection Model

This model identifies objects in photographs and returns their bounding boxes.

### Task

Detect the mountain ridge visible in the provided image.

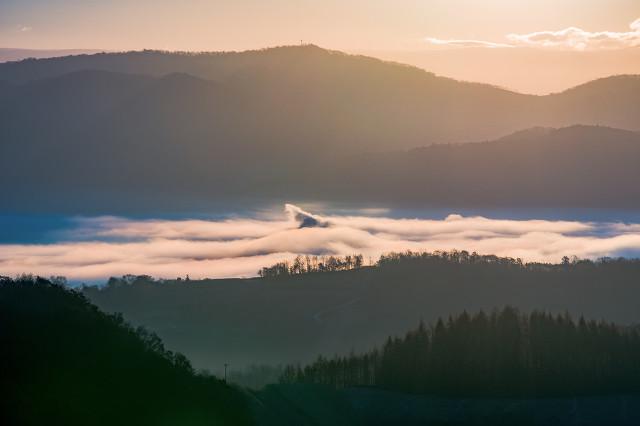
[1,46,640,212]
[1,45,638,96]
[3,123,640,212]
[1,48,638,147]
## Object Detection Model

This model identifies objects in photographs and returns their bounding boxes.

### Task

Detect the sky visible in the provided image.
[1,0,639,93]
[3,204,640,282]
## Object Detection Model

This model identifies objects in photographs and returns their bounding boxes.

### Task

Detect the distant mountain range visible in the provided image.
[0,48,104,63]
[1,45,639,211]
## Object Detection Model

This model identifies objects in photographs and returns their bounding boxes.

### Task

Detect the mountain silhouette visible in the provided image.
[1,45,639,147]
[1,46,639,212]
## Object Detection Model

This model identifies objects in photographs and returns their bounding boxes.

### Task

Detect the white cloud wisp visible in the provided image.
[426,17,640,50]
[507,18,640,50]
[424,38,514,49]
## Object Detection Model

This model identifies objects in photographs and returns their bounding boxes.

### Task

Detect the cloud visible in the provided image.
[1,204,640,282]
[424,38,513,49]
[19,26,32,32]
[507,18,640,50]
[285,203,329,228]
[426,17,640,51]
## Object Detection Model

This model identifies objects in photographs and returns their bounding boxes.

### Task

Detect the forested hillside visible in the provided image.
[84,252,640,371]
[0,276,252,426]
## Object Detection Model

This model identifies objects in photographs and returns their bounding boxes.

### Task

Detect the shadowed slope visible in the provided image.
[0,276,252,426]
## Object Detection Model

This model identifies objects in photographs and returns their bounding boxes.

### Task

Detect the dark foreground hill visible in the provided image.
[1,46,640,212]
[83,252,640,372]
[0,276,252,426]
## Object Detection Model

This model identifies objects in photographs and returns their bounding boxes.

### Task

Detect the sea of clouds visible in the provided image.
[2,204,640,282]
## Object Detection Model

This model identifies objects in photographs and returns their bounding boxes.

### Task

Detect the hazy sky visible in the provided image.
[1,0,639,93]
[2,0,638,51]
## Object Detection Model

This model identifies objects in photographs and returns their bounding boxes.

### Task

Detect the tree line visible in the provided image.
[258,254,366,278]
[75,250,640,286]
[257,249,640,279]
[280,307,640,397]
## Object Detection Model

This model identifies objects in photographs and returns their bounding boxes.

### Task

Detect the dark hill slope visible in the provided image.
[0,276,252,426]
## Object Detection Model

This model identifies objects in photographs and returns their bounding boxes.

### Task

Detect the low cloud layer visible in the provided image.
[427,17,640,51]
[2,204,640,282]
